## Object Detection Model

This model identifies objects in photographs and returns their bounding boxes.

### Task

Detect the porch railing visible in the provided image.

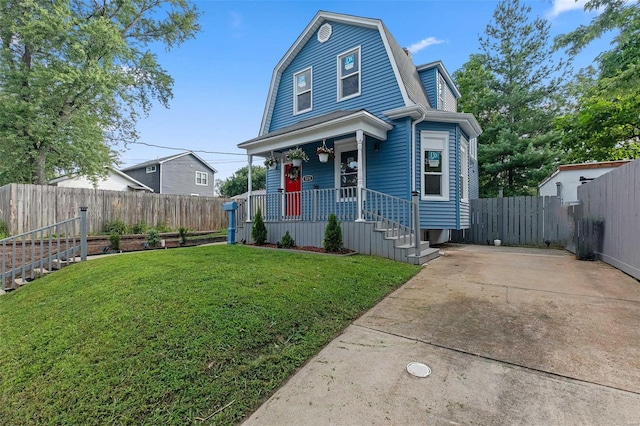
[240,188,420,250]
[361,188,416,247]
[1,207,87,292]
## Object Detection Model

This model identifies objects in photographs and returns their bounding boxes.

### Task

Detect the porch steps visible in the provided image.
[373,226,440,265]
[3,259,77,295]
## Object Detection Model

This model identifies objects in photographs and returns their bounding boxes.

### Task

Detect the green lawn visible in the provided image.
[0,245,419,425]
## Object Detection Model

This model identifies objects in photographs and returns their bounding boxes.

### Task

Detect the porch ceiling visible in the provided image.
[238,110,393,157]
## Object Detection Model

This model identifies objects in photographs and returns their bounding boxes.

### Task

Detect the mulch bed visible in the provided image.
[248,243,356,256]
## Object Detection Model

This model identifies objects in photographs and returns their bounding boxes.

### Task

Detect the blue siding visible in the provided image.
[418,68,437,108]
[269,21,405,132]
[416,122,459,229]
[367,119,411,198]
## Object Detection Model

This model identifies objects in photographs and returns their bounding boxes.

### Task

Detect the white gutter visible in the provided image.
[411,110,427,193]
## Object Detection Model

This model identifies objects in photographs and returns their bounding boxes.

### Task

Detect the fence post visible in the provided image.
[80,207,88,261]
[412,191,421,257]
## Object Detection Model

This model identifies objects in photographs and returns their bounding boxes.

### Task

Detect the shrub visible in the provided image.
[109,232,121,252]
[280,231,295,248]
[178,227,189,245]
[131,221,148,234]
[252,207,267,245]
[147,229,161,248]
[104,219,129,235]
[0,219,7,239]
[324,213,343,252]
[155,221,171,233]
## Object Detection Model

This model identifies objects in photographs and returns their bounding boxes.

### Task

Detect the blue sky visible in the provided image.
[123,0,610,181]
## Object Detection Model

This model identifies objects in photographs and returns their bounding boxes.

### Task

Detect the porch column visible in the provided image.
[247,154,253,222]
[356,129,365,222]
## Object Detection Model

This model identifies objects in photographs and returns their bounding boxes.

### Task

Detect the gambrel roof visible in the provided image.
[259,11,432,136]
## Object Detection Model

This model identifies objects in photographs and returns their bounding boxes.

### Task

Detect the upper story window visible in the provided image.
[145,165,156,173]
[337,47,361,101]
[421,131,449,201]
[294,68,312,114]
[195,171,208,186]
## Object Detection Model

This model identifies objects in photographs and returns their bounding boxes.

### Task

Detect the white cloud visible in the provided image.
[229,11,243,29]
[406,37,445,54]
[546,0,589,19]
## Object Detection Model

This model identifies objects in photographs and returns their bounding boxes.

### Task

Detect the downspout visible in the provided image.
[411,109,427,193]
[247,154,253,222]
[411,109,427,247]
[159,163,162,194]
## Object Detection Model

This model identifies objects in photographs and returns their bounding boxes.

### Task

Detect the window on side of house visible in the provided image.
[421,131,449,201]
[334,138,362,201]
[293,67,312,114]
[195,171,208,186]
[460,137,469,202]
[337,47,361,101]
[146,165,156,173]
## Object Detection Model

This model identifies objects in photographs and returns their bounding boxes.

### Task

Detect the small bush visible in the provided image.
[131,221,148,234]
[147,229,161,248]
[280,231,295,248]
[0,219,7,239]
[104,219,129,235]
[109,233,121,252]
[155,221,171,233]
[178,227,189,245]
[252,207,267,245]
[324,213,343,252]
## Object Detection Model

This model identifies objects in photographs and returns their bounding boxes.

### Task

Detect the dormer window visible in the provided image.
[337,47,361,101]
[145,165,156,173]
[294,67,312,114]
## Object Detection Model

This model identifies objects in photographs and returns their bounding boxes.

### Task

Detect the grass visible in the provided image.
[0,245,419,425]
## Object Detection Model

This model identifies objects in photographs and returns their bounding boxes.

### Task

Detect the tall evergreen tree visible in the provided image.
[0,0,200,185]
[454,0,567,197]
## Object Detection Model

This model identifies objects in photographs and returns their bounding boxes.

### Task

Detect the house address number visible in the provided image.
[303,175,313,182]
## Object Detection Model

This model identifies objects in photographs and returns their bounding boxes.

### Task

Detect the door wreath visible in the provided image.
[287,166,300,181]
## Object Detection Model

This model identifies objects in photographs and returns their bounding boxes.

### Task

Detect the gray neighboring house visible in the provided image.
[121,152,217,196]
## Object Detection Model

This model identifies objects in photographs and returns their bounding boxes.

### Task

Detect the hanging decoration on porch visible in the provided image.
[285,147,309,167]
[264,152,279,170]
[316,139,334,163]
[287,166,300,181]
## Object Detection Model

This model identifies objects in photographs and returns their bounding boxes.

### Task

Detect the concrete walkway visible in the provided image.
[243,245,640,425]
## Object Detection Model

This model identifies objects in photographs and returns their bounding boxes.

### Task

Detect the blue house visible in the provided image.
[237,11,481,264]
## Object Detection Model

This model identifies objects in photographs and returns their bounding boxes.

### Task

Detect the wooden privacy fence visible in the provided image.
[0,184,228,236]
[576,159,640,280]
[454,196,573,247]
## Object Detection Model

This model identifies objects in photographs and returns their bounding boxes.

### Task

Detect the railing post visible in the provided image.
[278,188,284,221]
[411,191,421,257]
[80,207,88,261]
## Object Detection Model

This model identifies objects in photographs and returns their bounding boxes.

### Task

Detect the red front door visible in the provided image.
[284,164,301,217]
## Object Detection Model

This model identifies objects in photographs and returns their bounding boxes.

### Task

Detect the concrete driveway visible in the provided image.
[243,245,640,425]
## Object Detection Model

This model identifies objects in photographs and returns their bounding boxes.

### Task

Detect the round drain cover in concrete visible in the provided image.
[407,362,431,377]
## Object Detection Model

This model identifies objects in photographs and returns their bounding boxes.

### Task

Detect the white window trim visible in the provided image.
[145,165,156,173]
[460,137,469,203]
[421,130,449,201]
[334,137,364,201]
[336,46,361,102]
[293,67,313,115]
[195,171,208,186]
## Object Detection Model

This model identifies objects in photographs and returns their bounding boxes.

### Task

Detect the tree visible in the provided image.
[554,0,640,161]
[323,213,343,252]
[251,207,267,245]
[219,166,266,198]
[0,0,200,185]
[454,0,567,197]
